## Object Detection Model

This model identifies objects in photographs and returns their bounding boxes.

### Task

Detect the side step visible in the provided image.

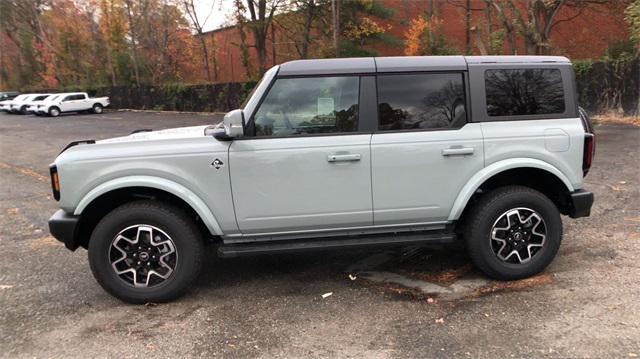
[217,232,456,258]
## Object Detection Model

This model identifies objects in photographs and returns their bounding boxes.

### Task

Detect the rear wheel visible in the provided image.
[49,107,61,117]
[88,201,205,304]
[464,186,562,280]
[92,103,103,114]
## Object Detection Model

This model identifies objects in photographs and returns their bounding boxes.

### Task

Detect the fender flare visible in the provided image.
[448,158,575,221]
[74,175,223,236]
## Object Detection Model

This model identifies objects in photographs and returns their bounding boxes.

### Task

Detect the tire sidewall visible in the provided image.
[88,204,202,303]
[467,189,562,279]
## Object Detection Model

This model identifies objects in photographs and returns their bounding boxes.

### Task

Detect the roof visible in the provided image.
[278,55,572,76]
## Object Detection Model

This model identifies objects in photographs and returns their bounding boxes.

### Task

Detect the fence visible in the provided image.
[84,59,638,116]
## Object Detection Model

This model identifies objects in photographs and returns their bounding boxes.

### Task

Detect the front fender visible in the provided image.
[74,175,223,235]
[448,158,575,221]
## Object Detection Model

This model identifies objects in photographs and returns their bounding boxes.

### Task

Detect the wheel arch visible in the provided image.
[73,176,223,248]
[449,159,575,221]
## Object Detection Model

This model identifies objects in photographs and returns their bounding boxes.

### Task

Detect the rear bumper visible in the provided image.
[48,210,81,251]
[568,190,594,218]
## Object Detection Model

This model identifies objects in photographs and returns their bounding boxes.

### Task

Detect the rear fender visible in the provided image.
[448,158,574,221]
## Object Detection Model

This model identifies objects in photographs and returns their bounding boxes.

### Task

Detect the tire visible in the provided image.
[49,107,61,117]
[20,105,28,115]
[88,200,205,304]
[92,103,103,114]
[463,186,562,280]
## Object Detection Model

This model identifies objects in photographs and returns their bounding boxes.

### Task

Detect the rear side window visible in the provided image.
[377,73,467,131]
[485,68,565,117]
[252,76,359,137]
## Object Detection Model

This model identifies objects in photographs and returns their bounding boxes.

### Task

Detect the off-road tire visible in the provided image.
[88,200,205,304]
[464,186,562,280]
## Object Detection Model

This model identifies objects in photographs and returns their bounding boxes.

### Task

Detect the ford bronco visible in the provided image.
[48,56,595,303]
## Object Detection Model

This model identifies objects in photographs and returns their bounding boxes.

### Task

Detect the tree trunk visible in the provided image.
[332,0,340,57]
[301,0,315,59]
[124,0,141,87]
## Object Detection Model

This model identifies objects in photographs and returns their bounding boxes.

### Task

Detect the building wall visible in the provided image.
[204,0,630,83]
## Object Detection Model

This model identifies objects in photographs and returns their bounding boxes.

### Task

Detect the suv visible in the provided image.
[48,56,595,303]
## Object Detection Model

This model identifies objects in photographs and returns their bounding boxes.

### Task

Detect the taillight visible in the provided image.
[49,165,60,200]
[583,133,595,177]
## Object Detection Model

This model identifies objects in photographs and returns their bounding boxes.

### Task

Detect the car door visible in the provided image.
[229,75,373,234]
[370,72,484,225]
[59,95,75,112]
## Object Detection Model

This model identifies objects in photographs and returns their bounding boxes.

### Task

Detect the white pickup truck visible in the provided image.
[41,92,110,117]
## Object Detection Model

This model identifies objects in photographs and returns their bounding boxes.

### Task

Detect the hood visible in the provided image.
[97,125,214,144]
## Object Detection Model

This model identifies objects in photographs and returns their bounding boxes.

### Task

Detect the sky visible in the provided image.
[193,0,236,32]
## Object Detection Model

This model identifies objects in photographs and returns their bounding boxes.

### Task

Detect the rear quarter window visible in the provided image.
[485,68,565,117]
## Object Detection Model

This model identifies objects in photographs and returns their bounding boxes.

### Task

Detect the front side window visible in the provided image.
[377,73,467,131]
[485,68,565,117]
[251,76,359,137]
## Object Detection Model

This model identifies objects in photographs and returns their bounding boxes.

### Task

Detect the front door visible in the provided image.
[229,75,373,234]
[371,72,484,225]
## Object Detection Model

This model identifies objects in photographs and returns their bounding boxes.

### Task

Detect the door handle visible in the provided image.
[441,146,474,156]
[327,153,361,162]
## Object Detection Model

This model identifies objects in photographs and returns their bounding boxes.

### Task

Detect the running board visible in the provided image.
[217,232,456,258]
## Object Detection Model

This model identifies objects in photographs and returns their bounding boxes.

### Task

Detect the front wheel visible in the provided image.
[88,201,205,303]
[49,107,61,117]
[464,186,562,280]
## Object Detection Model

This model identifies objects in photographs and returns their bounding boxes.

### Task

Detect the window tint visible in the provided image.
[377,73,467,131]
[34,95,48,101]
[485,68,565,117]
[252,76,359,136]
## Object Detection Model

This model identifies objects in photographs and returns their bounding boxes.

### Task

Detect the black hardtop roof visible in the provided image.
[278,55,571,76]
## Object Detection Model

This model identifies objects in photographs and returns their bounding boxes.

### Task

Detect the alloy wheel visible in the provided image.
[108,224,178,288]
[490,207,546,264]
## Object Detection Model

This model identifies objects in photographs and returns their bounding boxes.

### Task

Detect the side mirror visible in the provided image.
[215,109,245,140]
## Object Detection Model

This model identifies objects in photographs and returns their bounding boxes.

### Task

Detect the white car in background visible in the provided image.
[29,94,62,115]
[10,94,50,114]
[42,92,110,117]
[1,94,29,113]
[22,94,54,114]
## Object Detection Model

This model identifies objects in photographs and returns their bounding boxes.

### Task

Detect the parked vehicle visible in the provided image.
[9,94,49,114]
[22,94,54,114]
[41,92,110,117]
[29,94,62,115]
[0,91,19,101]
[1,94,28,113]
[48,56,595,303]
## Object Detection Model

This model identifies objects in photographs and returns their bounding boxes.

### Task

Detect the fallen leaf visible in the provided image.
[427,298,435,304]
[348,274,357,281]
[321,292,333,299]
[435,318,444,324]
[0,285,14,290]
[629,353,638,358]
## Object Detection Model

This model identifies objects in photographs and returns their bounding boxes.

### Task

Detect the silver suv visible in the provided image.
[48,56,595,303]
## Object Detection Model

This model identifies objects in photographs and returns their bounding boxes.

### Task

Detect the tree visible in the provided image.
[183,0,215,82]
[487,0,610,55]
[626,0,640,54]
[243,0,282,75]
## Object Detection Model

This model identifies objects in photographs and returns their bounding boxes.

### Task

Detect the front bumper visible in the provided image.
[568,190,594,218]
[48,210,81,251]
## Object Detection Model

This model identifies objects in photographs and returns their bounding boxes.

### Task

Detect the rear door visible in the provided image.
[229,75,375,234]
[370,72,484,225]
